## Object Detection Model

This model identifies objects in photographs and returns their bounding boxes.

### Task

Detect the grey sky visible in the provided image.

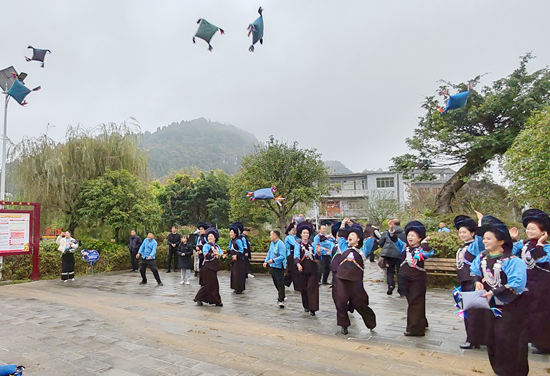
[1,0,549,173]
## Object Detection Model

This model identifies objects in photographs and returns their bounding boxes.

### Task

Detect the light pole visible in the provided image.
[0,66,17,280]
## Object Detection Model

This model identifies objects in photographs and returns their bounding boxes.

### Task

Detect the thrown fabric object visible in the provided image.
[25,46,51,67]
[246,186,284,206]
[193,18,225,51]
[0,365,25,376]
[437,83,472,113]
[5,73,40,106]
[247,7,264,52]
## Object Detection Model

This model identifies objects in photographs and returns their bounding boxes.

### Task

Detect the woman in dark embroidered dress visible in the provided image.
[194,227,226,307]
[229,223,247,294]
[471,215,529,376]
[293,221,320,316]
[510,209,550,355]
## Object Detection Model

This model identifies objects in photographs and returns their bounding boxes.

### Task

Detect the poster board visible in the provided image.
[0,210,32,255]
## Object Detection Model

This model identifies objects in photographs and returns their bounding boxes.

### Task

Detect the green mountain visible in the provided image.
[142,118,259,179]
[324,160,353,174]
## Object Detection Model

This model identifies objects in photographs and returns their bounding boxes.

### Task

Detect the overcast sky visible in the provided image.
[1,0,549,173]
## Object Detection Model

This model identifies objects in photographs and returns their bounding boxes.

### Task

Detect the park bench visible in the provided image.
[250,252,268,265]
[424,258,457,276]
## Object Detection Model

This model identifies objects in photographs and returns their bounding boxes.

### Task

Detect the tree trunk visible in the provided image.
[434,157,490,215]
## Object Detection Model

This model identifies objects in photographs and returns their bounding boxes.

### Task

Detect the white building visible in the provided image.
[317,168,454,220]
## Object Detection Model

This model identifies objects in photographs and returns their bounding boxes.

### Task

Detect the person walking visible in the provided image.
[56,231,79,282]
[195,222,208,282]
[379,218,407,296]
[128,230,142,272]
[294,221,321,316]
[167,226,181,273]
[177,235,193,285]
[264,230,287,308]
[313,224,333,285]
[194,227,226,306]
[137,232,163,286]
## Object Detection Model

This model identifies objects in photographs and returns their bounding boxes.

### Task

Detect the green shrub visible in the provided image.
[427,231,462,258]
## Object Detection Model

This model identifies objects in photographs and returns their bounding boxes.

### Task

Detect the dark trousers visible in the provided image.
[300,260,320,313]
[319,255,331,284]
[140,259,162,283]
[61,253,75,281]
[369,250,375,262]
[334,277,376,329]
[270,267,286,303]
[129,249,139,271]
[400,272,428,335]
[487,295,529,376]
[385,257,405,295]
[167,247,178,271]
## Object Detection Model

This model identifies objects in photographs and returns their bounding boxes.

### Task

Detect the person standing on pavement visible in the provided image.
[294,221,321,316]
[56,231,79,282]
[264,230,287,308]
[363,224,380,263]
[137,232,163,286]
[177,235,193,285]
[128,230,142,272]
[194,227,226,307]
[229,223,246,294]
[284,223,301,291]
[379,219,407,296]
[313,224,333,285]
[242,227,254,278]
[195,222,208,283]
[167,226,181,273]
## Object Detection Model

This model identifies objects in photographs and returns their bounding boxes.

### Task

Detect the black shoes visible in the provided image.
[341,326,348,335]
[404,332,425,337]
[157,282,163,286]
[304,309,309,313]
[166,270,171,273]
[139,281,147,285]
[215,303,223,307]
[387,286,394,295]
[310,311,316,316]
[195,300,203,306]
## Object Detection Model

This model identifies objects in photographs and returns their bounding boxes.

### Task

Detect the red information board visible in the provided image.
[0,202,41,280]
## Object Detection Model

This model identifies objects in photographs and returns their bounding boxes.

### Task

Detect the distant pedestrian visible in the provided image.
[438,222,451,233]
[363,224,380,263]
[313,224,332,285]
[56,231,79,282]
[379,218,407,296]
[284,223,301,291]
[167,226,181,273]
[137,232,163,286]
[229,223,246,294]
[128,230,142,272]
[242,227,254,278]
[195,222,209,282]
[264,230,287,308]
[177,235,193,285]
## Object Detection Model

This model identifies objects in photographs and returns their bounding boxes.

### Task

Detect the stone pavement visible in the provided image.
[0,262,548,376]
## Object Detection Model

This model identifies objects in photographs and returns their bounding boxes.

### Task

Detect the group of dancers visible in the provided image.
[179,208,548,376]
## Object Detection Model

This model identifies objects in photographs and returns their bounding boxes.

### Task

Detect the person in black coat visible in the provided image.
[167,226,181,273]
[128,230,142,272]
[177,235,193,285]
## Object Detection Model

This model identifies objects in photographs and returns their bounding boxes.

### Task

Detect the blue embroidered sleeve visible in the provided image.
[502,257,527,294]
[512,241,524,256]
[470,254,482,277]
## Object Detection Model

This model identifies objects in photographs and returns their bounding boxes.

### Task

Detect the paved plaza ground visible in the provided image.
[0,262,548,376]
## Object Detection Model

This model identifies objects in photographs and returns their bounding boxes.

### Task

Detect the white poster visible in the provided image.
[0,212,31,253]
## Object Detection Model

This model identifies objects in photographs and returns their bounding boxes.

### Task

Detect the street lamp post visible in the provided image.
[0,66,17,280]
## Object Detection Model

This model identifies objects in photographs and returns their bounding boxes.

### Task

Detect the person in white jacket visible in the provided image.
[56,231,79,282]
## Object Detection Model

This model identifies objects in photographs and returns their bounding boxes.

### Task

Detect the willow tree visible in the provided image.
[231,137,329,231]
[8,121,147,231]
[392,54,550,214]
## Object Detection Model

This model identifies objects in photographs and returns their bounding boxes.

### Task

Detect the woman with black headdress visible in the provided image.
[195,222,209,283]
[229,223,247,294]
[194,227,226,307]
[471,215,529,376]
[332,223,377,335]
[389,220,434,337]
[453,214,489,349]
[284,222,301,291]
[293,221,320,316]
[509,209,550,355]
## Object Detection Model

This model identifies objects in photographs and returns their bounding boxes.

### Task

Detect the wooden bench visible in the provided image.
[250,252,268,265]
[424,258,456,276]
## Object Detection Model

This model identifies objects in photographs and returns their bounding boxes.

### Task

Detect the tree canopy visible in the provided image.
[8,122,147,231]
[231,137,329,231]
[392,54,550,214]
[155,170,231,229]
[74,169,160,240]
[503,108,550,211]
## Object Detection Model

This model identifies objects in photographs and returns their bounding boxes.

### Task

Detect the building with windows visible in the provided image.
[317,168,454,220]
